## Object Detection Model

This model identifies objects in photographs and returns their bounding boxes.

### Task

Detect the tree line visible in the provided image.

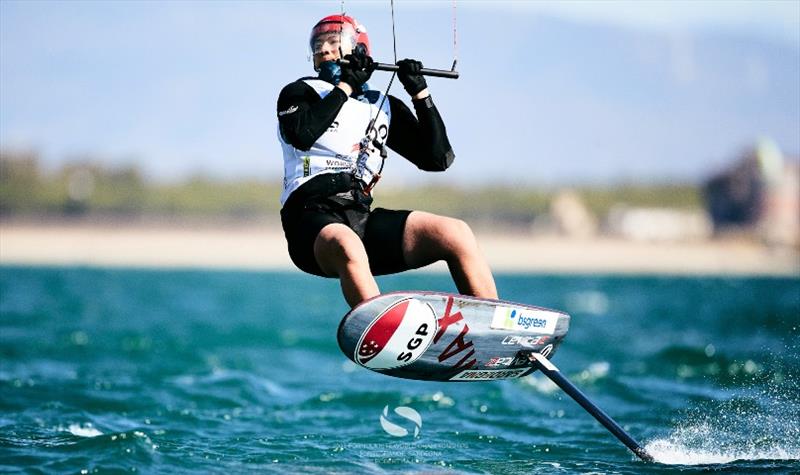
[0,151,702,223]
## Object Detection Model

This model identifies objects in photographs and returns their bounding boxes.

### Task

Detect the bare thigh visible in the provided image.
[313,223,370,277]
[401,211,477,268]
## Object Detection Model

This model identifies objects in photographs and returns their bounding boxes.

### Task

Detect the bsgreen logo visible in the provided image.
[503,308,516,329]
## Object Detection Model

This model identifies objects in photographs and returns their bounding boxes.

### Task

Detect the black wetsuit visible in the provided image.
[277,78,455,277]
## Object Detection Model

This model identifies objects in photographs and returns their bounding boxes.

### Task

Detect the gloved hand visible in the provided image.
[397,59,427,96]
[339,51,375,94]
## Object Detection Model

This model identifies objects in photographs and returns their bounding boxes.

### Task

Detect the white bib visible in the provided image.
[279,79,391,205]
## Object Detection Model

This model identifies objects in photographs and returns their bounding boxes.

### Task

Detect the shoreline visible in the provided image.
[1,222,798,276]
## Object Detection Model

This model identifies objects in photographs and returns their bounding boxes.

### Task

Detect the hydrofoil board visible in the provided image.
[337,291,570,382]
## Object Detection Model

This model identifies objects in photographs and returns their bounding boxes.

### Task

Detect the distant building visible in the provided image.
[704,139,799,246]
[549,190,598,238]
[605,206,712,242]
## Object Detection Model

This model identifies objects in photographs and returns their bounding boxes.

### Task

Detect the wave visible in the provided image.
[62,422,103,438]
[520,361,610,395]
[640,343,798,388]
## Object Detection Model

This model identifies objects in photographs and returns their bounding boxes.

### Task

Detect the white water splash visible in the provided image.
[648,438,799,465]
[67,423,103,438]
[646,421,800,464]
[645,386,800,465]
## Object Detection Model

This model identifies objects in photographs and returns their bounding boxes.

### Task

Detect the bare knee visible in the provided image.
[437,217,478,257]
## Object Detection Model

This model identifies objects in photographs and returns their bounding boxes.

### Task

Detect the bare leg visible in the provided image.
[402,211,498,299]
[314,223,380,308]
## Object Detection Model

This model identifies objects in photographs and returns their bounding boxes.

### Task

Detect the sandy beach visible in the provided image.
[1,222,797,276]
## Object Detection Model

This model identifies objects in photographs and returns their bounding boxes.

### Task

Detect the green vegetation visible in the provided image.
[578,185,703,215]
[0,151,702,223]
[0,152,283,219]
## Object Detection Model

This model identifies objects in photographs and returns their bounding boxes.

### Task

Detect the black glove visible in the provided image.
[340,51,375,94]
[397,59,427,96]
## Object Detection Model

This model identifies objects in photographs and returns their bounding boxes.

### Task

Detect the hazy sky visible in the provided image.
[1,0,798,186]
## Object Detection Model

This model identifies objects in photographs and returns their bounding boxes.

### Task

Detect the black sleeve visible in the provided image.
[386,95,455,172]
[277,80,349,151]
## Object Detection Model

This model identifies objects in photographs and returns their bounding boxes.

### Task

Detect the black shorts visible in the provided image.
[280,179,412,277]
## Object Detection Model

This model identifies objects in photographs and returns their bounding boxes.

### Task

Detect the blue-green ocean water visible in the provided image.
[1,266,798,474]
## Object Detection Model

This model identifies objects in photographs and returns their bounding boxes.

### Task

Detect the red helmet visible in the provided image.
[309,14,370,68]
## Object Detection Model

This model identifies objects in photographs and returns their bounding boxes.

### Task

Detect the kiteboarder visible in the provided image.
[277,14,497,307]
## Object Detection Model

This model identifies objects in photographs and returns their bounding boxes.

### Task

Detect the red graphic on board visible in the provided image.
[357,300,409,365]
[435,297,477,371]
